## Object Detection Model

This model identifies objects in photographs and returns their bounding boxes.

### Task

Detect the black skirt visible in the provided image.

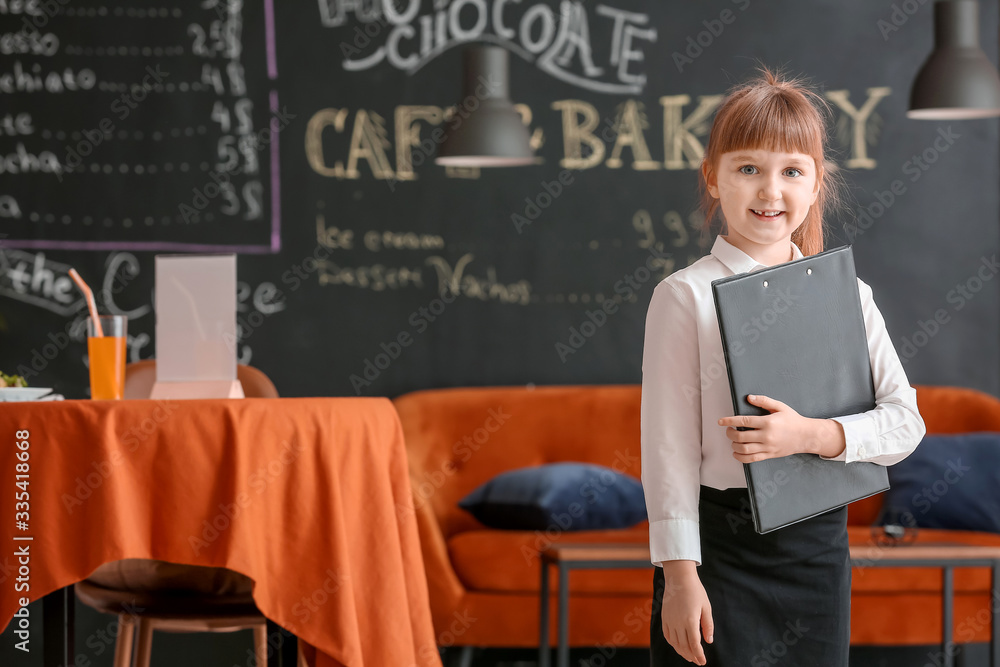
[650,485,850,667]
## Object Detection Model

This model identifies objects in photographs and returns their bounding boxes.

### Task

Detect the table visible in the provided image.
[1,397,442,667]
[851,543,1000,667]
[538,544,653,667]
[537,542,1000,667]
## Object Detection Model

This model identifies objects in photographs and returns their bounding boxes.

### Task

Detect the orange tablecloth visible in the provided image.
[0,397,442,667]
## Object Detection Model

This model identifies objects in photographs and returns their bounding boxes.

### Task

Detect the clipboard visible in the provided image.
[711,244,889,534]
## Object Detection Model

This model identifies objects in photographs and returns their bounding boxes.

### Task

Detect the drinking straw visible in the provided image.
[68,269,104,337]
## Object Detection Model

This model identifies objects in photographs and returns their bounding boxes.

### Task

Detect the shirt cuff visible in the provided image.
[649,518,701,566]
[824,413,879,463]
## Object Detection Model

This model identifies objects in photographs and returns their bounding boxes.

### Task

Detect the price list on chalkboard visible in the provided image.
[0,0,280,253]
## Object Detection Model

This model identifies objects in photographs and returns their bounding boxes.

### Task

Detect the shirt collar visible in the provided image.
[710,235,803,275]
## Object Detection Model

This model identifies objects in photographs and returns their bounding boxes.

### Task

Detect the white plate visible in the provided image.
[0,388,54,402]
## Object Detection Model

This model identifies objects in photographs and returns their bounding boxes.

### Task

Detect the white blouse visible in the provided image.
[640,234,927,566]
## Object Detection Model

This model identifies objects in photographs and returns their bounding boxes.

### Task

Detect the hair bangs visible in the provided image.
[713,91,823,164]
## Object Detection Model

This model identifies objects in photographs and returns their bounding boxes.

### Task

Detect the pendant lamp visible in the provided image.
[908,0,1000,119]
[435,45,535,167]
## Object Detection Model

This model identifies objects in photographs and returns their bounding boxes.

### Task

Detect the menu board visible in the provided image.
[0,0,278,252]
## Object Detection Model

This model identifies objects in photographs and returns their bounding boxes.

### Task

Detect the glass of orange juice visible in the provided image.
[87,315,127,400]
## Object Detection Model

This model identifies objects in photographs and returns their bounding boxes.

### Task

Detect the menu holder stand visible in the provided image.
[150,254,244,400]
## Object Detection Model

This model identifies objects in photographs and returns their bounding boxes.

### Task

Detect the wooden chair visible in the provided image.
[120,359,279,400]
[75,361,279,667]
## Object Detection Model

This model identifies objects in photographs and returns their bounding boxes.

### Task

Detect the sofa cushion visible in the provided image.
[457,462,646,531]
[448,523,651,593]
[881,432,1000,533]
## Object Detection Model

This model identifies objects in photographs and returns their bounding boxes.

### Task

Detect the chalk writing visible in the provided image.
[321,0,657,95]
[0,250,85,316]
[305,89,890,181]
[425,253,532,305]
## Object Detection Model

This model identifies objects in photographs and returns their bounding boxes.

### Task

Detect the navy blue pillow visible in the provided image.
[881,433,1000,533]
[457,462,647,531]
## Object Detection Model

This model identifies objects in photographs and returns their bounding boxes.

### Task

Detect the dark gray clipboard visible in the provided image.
[710,244,889,534]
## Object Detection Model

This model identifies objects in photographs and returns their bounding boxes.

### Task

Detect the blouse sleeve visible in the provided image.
[641,280,704,566]
[819,277,927,465]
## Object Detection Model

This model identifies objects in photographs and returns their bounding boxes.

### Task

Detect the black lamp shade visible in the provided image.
[436,45,535,167]
[908,0,1000,119]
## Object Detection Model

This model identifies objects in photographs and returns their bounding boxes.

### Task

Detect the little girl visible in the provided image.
[640,67,927,666]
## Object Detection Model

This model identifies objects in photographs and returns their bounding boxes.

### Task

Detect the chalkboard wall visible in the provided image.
[2,2,1000,667]
[1,0,997,402]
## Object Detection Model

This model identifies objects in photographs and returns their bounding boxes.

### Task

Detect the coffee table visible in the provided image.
[537,542,1000,667]
[538,543,653,667]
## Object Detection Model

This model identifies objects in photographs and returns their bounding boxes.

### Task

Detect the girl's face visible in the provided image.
[704,148,821,256]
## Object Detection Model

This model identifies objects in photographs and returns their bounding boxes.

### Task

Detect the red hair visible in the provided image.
[698,65,847,257]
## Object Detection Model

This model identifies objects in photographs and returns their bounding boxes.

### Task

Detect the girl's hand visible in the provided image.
[660,564,713,665]
[718,394,815,463]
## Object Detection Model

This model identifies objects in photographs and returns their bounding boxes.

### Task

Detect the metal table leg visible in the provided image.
[944,566,954,667]
[557,564,569,667]
[992,561,999,667]
[850,554,1000,667]
[539,561,550,667]
[266,618,298,667]
[42,586,73,667]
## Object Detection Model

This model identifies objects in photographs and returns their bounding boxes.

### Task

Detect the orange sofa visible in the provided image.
[392,384,1000,651]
